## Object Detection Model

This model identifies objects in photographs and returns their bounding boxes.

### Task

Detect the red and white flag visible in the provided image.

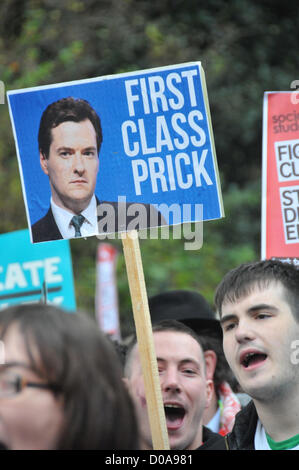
[95,243,121,340]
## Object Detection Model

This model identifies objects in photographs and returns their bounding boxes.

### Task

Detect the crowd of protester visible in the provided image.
[0,259,298,450]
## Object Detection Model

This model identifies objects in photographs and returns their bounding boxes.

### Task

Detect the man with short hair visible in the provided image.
[32,97,165,242]
[148,290,242,436]
[124,320,226,450]
[215,259,299,450]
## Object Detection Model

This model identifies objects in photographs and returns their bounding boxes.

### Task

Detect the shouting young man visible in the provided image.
[124,320,226,450]
[215,259,299,450]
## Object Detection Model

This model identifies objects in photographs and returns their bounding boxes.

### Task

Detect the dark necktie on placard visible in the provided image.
[71,214,85,237]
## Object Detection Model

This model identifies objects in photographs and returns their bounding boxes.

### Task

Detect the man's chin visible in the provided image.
[68,189,93,200]
[168,436,188,451]
[167,427,191,451]
[63,192,93,213]
[240,376,275,402]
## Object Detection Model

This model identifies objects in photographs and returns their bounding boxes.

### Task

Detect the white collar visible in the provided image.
[51,196,98,239]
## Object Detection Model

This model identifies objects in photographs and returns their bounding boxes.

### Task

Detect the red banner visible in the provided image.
[95,243,120,339]
[262,92,299,261]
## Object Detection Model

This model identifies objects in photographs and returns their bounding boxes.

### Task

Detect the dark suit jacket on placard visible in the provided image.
[31,198,167,243]
[32,206,63,242]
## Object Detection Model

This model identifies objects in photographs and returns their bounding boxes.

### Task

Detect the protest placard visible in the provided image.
[7,61,223,244]
[262,92,299,260]
[7,62,223,449]
[0,229,76,310]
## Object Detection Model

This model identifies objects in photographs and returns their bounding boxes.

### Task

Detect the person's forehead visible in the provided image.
[221,280,288,315]
[130,330,204,373]
[50,119,96,140]
[153,330,203,361]
[2,324,30,363]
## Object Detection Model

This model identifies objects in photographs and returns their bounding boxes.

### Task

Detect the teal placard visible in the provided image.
[0,229,76,310]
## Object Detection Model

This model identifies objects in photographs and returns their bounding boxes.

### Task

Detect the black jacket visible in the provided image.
[198,426,227,450]
[225,400,257,450]
[31,206,62,242]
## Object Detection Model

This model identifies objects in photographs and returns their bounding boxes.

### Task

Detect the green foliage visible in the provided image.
[0,0,297,335]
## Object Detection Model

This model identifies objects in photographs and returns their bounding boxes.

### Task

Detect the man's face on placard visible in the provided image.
[40,119,99,214]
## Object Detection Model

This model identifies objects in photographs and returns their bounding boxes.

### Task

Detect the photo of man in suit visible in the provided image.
[32,97,166,242]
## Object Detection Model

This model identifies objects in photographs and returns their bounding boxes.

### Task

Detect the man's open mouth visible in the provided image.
[241,351,268,369]
[164,404,186,429]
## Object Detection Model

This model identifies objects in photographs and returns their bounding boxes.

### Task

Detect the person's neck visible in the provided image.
[254,387,299,442]
[203,391,218,425]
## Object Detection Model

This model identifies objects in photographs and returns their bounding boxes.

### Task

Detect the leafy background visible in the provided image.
[0,0,297,336]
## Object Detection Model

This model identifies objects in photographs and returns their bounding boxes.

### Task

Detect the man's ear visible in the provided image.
[205,379,214,410]
[204,349,217,381]
[40,152,49,175]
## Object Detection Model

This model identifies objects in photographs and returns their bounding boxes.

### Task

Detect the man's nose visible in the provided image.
[235,319,256,344]
[161,368,181,393]
[73,152,85,173]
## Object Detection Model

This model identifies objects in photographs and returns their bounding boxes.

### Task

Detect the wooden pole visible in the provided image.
[121,230,169,450]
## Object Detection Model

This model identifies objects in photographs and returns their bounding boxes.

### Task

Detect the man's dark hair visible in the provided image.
[0,304,138,450]
[38,97,103,158]
[152,319,204,348]
[214,259,299,321]
[107,336,128,372]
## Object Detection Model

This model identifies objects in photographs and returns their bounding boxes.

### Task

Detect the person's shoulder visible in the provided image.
[225,400,257,450]
[32,211,50,235]
[31,208,62,242]
[197,426,227,450]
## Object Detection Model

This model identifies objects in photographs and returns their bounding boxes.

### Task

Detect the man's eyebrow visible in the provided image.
[56,146,74,152]
[56,146,97,152]
[156,357,200,367]
[247,303,279,314]
[220,314,237,326]
[220,304,279,325]
[180,358,201,369]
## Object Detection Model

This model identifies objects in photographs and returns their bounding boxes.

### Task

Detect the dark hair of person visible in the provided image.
[38,97,103,158]
[214,259,299,320]
[106,335,128,372]
[0,304,139,450]
[152,319,204,347]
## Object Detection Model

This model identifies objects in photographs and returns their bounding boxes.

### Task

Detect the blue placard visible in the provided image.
[7,62,224,241]
[0,229,76,310]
